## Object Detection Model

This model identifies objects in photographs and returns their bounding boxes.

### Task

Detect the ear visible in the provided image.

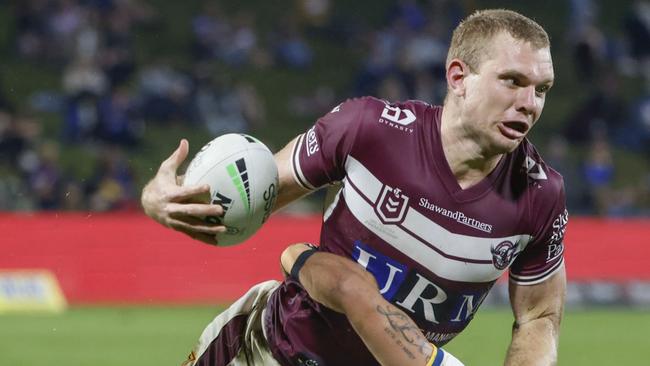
[446,59,469,97]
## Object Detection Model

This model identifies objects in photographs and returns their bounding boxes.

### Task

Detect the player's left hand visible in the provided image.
[141,139,226,244]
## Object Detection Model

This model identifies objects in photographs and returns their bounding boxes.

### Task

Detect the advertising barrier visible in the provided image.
[0,213,648,304]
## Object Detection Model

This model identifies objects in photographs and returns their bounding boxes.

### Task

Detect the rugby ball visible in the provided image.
[183,134,278,246]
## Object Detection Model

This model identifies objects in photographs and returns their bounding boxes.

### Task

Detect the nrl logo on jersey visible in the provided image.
[375,185,410,224]
[378,103,416,133]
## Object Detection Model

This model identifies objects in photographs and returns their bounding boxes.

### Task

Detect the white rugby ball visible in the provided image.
[183,134,278,246]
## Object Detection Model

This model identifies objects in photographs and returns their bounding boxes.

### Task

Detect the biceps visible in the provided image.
[509,263,566,325]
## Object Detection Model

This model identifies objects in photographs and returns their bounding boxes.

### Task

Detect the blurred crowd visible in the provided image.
[0,0,648,215]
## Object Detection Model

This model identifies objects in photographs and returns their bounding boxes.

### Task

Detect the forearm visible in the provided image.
[273,136,311,212]
[507,267,565,366]
[343,293,436,366]
[283,247,435,366]
[505,315,559,366]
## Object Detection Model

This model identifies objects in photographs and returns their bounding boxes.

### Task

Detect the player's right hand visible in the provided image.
[141,139,226,244]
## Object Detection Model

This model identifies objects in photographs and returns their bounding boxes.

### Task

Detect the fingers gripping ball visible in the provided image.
[183,134,279,246]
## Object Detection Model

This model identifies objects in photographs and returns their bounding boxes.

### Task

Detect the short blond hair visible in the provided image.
[447,9,550,72]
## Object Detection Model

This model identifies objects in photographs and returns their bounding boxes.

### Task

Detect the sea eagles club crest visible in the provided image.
[491,241,518,270]
[375,185,409,224]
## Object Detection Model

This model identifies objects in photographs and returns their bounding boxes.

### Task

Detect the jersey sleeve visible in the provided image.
[509,178,568,285]
[290,98,369,190]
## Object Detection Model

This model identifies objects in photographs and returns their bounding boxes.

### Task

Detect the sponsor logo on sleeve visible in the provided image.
[547,209,568,262]
[305,126,319,157]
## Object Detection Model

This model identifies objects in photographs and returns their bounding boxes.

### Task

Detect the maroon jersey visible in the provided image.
[264,97,568,366]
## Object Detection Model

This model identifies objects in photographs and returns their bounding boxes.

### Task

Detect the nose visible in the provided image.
[515,86,538,118]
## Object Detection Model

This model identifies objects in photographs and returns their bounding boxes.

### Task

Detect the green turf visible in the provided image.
[0,305,222,366]
[0,306,648,365]
[445,308,650,365]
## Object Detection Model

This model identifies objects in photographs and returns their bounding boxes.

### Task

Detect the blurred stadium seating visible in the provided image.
[0,0,648,216]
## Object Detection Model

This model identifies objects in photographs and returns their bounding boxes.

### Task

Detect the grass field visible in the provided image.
[1,306,648,365]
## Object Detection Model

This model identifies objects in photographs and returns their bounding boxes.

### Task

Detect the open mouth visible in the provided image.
[498,121,529,140]
[503,121,529,134]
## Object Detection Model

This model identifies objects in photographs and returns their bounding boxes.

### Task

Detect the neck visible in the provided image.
[440,104,504,189]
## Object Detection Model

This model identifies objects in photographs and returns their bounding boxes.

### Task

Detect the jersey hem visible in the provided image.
[509,257,564,286]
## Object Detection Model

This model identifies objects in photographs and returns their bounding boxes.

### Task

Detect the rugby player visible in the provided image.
[142,9,568,366]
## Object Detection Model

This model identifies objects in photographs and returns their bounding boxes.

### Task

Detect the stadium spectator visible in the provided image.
[617,85,650,153]
[137,59,193,123]
[564,72,627,145]
[377,74,409,102]
[288,85,336,118]
[354,1,453,100]
[87,146,138,211]
[567,0,606,83]
[544,134,585,213]
[48,0,85,58]
[191,3,230,61]
[143,9,566,366]
[62,57,109,98]
[354,24,403,95]
[63,91,101,143]
[96,85,142,146]
[623,1,650,74]
[582,136,615,215]
[221,12,259,66]
[0,111,30,169]
[273,21,314,68]
[14,0,50,60]
[297,0,331,28]
[26,140,65,210]
[60,179,86,211]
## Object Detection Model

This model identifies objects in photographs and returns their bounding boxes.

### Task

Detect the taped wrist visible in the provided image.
[289,245,319,283]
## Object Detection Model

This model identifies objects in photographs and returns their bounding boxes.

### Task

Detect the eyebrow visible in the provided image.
[499,70,554,86]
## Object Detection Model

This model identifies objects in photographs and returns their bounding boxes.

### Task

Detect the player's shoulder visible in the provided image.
[514,139,565,199]
[336,96,433,117]
[334,96,435,135]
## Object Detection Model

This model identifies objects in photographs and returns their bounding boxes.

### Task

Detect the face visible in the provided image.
[456,32,554,154]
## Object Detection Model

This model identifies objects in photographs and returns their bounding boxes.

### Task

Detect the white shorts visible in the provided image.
[182,280,281,366]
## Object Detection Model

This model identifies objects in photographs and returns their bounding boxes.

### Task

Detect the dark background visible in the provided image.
[0,0,648,216]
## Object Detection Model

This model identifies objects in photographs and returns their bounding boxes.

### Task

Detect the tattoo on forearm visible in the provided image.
[376,304,432,358]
